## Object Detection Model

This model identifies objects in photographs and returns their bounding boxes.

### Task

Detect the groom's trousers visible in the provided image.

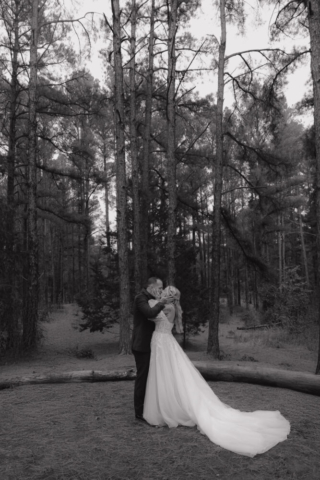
[132,350,151,417]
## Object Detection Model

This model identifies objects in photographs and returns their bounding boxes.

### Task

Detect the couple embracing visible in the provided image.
[131,277,290,458]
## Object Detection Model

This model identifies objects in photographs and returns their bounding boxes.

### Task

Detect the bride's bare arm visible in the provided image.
[148,299,166,322]
[136,295,164,319]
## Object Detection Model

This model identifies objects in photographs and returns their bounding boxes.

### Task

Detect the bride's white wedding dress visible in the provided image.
[143,301,290,457]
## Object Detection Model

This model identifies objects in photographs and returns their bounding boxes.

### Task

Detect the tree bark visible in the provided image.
[308,0,320,374]
[245,263,249,310]
[197,226,205,287]
[208,0,226,357]
[278,214,283,289]
[112,0,131,354]
[226,246,233,315]
[206,228,211,289]
[141,0,156,286]
[299,210,309,286]
[237,267,241,306]
[103,152,111,247]
[4,0,20,350]
[253,269,259,310]
[166,0,178,285]
[130,0,141,294]
[51,226,56,303]
[77,177,84,293]
[84,133,90,292]
[202,230,207,286]
[22,0,39,349]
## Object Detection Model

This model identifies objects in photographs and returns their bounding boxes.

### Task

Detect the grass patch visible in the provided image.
[239,307,261,327]
[225,303,319,353]
[239,355,259,362]
[69,345,95,359]
[233,324,318,352]
[1,303,319,479]
[0,382,319,480]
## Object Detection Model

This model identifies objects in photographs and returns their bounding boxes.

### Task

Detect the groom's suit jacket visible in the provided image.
[131,289,165,353]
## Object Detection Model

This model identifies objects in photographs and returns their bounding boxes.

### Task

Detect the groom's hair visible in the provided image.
[147,276,161,286]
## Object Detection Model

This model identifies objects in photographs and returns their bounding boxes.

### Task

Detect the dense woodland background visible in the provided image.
[0,0,320,373]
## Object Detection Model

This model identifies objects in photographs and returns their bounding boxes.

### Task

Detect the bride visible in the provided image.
[143,286,290,457]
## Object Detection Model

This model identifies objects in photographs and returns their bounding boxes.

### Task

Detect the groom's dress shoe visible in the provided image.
[135,415,148,424]
[135,415,163,428]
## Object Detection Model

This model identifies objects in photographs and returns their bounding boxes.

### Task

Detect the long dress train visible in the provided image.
[143,301,290,458]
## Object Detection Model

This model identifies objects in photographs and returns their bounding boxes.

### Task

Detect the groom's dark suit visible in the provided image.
[132,289,165,418]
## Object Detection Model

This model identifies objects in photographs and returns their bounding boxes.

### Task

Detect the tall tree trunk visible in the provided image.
[278,214,283,289]
[130,0,141,294]
[51,226,56,303]
[141,0,155,286]
[22,0,39,349]
[59,229,64,304]
[309,0,320,374]
[237,267,241,306]
[253,269,259,310]
[166,0,178,285]
[5,0,20,350]
[245,263,249,310]
[197,227,205,287]
[207,229,211,290]
[84,153,90,292]
[192,213,196,249]
[77,222,82,292]
[202,230,207,287]
[103,152,111,248]
[207,0,226,357]
[282,214,286,284]
[112,0,131,354]
[42,218,48,307]
[226,245,233,315]
[299,210,309,286]
[72,224,75,300]
[77,156,84,293]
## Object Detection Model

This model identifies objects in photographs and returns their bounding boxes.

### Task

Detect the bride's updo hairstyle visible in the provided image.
[162,286,183,334]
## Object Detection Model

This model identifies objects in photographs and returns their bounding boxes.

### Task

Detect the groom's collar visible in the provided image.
[142,288,156,300]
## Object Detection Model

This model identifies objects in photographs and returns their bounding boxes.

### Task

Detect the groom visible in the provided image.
[132,277,173,422]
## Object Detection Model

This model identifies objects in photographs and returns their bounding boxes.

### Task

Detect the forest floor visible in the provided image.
[0,304,319,480]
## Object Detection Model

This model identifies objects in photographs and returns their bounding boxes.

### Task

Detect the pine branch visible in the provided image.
[224,131,282,171]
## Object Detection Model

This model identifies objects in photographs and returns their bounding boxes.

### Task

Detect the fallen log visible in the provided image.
[0,369,136,390]
[1,363,320,397]
[194,362,320,397]
[237,322,282,331]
